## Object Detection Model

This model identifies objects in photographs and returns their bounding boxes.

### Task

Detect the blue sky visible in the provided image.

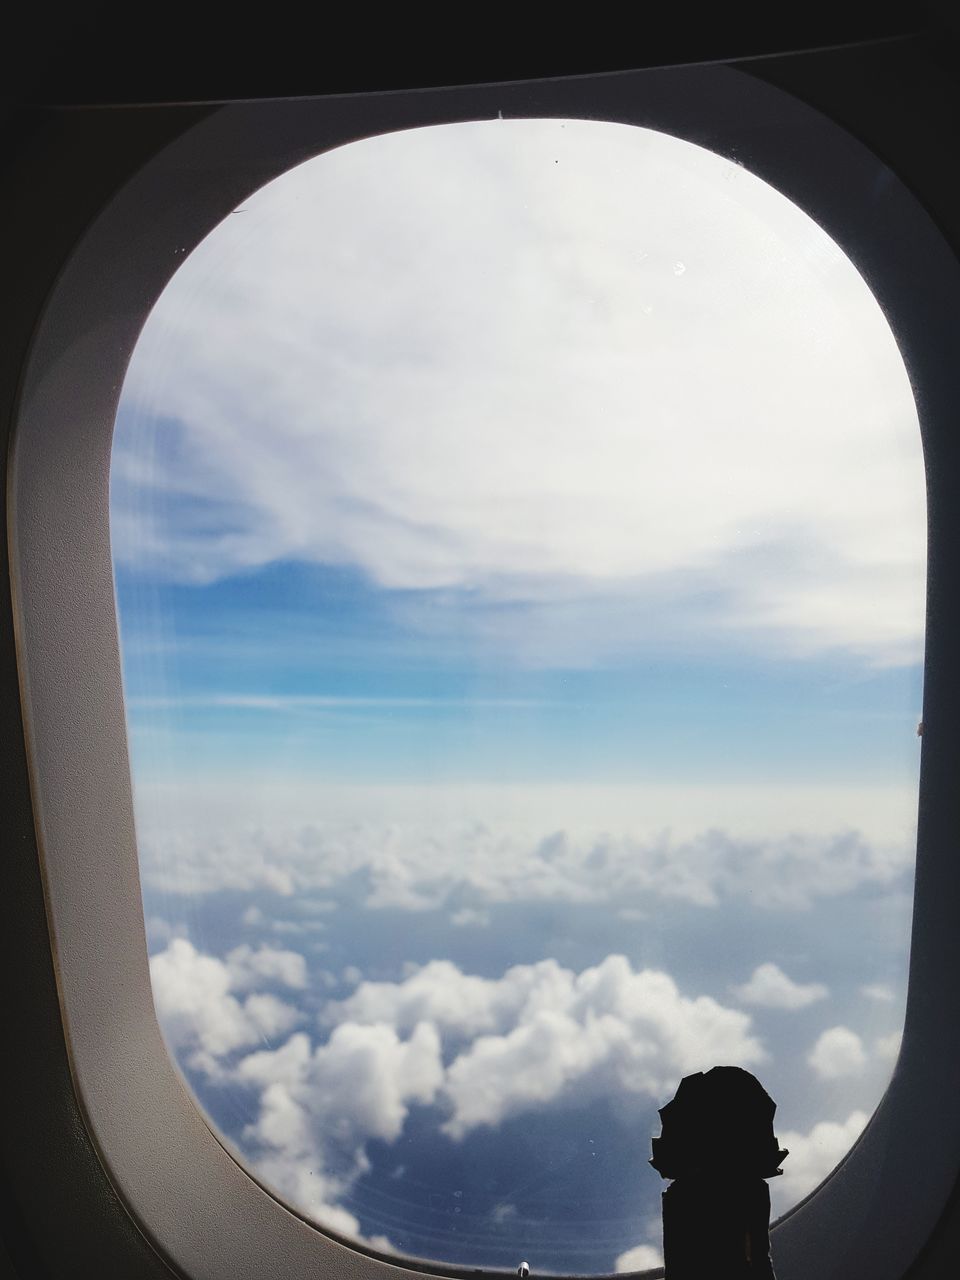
[117,555,922,785]
[112,117,924,1272]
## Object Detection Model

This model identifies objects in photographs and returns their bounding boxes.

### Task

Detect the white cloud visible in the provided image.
[861,982,895,1002]
[144,915,174,946]
[328,957,555,1039]
[615,1243,664,1273]
[135,782,915,913]
[149,938,302,1071]
[147,935,883,1263]
[114,118,924,668]
[772,1110,870,1214]
[152,940,768,1248]
[234,1022,443,1245]
[243,994,301,1040]
[241,1021,444,1152]
[807,1026,867,1080]
[138,822,297,897]
[330,954,765,1139]
[875,1030,902,1061]
[226,943,308,990]
[731,963,828,1009]
[451,908,491,928]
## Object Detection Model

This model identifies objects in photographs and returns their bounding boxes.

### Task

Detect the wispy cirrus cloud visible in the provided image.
[128,693,550,711]
[113,118,924,668]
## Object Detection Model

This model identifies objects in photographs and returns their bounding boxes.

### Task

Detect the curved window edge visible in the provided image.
[8,62,960,1280]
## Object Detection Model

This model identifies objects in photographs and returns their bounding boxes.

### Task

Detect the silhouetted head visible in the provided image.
[650,1066,788,1180]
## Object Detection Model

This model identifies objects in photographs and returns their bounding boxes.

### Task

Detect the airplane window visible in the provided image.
[110,117,924,1274]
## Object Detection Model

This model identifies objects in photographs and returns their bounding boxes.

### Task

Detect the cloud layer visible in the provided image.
[146,919,905,1267]
[113,117,925,667]
[137,810,914,913]
[151,943,765,1247]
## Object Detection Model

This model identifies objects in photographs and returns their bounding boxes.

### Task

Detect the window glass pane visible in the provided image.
[111,118,924,1274]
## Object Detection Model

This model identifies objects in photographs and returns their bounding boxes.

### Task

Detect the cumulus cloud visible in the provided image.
[861,982,896,1002]
[113,118,924,668]
[615,1243,664,1273]
[144,914,175,946]
[149,938,303,1072]
[329,954,765,1139]
[807,1026,867,1080]
[226,943,308,990]
[875,1030,902,1061]
[152,941,767,1250]
[327,957,550,1039]
[149,932,892,1264]
[731,963,828,1010]
[151,941,444,1247]
[772,1111,870,1214]
[239,1021,444,1154]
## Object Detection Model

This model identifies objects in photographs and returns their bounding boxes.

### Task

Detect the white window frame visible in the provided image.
[9,61,960,1280]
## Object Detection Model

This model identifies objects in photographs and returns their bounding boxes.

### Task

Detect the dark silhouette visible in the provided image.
[650,1067,788,1280]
